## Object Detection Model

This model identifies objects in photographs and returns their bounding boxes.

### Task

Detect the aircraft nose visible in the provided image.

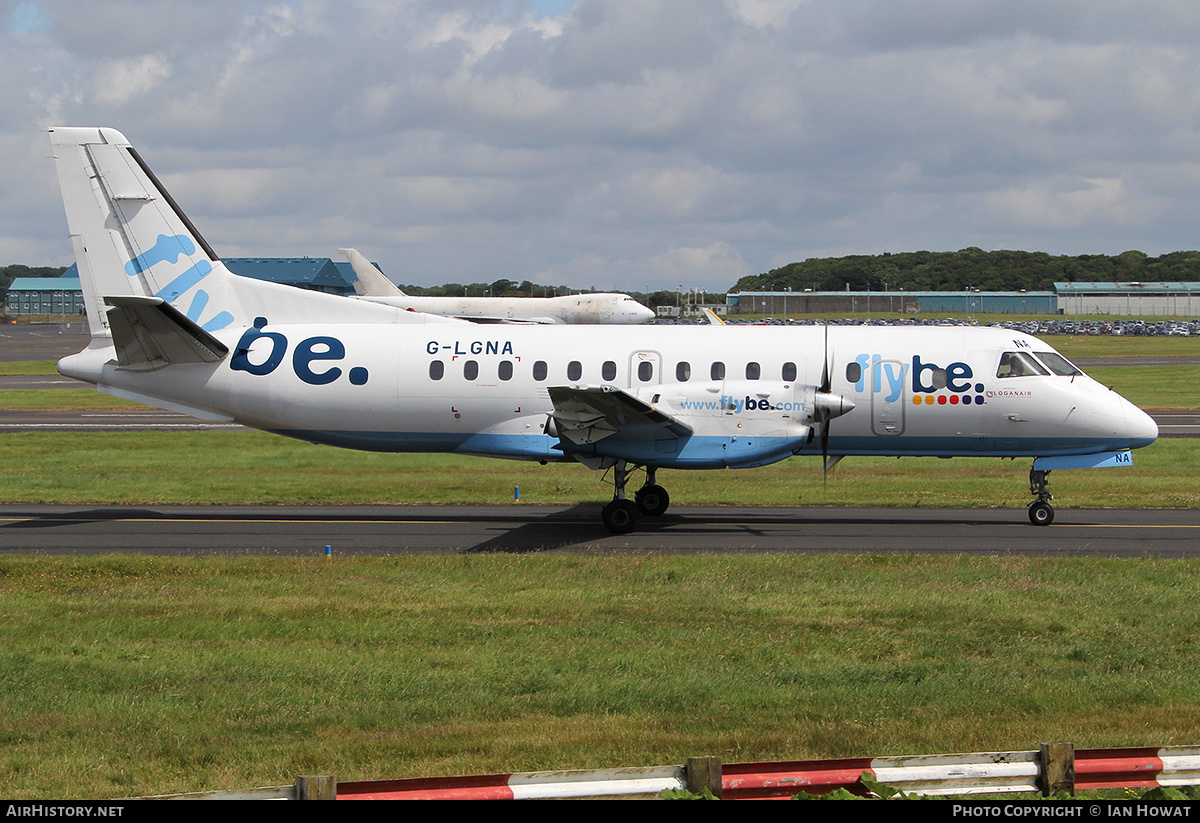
[1125,401,1159,448]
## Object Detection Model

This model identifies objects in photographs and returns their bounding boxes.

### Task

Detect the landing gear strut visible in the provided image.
[601,460,639,534]
[1028,467,1054,526]
[601,463,670,533]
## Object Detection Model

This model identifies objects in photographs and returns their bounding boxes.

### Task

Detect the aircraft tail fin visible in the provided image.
[48,127,240,337]
[49,128,444,341]
[339,247,407,297]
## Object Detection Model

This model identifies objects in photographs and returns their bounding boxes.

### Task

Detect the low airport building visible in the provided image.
[727,284,1199,317]
[1054,282,1200,317]
[5,269,85,315]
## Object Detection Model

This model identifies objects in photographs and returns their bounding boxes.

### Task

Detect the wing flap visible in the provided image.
[548,385,693,447]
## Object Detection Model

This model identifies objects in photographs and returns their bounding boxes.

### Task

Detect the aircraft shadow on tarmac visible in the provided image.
[0,508,169,529]
[458,506,1031,553]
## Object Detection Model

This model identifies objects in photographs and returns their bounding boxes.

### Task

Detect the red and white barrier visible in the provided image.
[337,765,685,800]
[145,744,1200,799]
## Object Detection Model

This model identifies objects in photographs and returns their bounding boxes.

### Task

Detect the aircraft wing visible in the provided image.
[547,385,693,447]
[456,315,557,325]
[105,295,229,370]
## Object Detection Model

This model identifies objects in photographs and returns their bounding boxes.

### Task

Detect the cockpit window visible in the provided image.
[996,351,1049,378]
[1034,351,1083,376]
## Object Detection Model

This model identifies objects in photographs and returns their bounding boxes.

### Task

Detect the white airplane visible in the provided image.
[48,128,1159,533]
[339,247,654,325]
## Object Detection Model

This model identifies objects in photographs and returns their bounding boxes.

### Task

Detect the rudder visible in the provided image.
[49,127,234,336]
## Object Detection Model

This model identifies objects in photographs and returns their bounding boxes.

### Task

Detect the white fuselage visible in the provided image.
[59,323,1158,470]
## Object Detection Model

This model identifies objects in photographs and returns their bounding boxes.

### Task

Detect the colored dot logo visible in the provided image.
[913,385,987,406]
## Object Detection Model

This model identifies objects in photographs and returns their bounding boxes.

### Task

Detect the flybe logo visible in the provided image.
[853,354,987,406]
[125,233,233,332]
[679,396,807,413]
[231,318,370,386]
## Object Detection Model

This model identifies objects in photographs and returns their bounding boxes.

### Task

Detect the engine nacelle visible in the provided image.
[638,380,808,430]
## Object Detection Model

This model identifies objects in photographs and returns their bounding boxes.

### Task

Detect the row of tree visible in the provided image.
[731,249,1200,294]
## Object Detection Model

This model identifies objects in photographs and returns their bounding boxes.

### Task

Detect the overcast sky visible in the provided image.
[5,0,1200,292]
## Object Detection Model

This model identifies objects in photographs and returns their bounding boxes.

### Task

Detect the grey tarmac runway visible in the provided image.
[1,504,1198,557]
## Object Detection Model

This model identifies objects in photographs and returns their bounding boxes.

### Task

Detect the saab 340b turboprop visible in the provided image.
[48,128,1159,533]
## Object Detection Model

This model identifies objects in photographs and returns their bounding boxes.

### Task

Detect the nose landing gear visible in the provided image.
[1028,467,1054,526]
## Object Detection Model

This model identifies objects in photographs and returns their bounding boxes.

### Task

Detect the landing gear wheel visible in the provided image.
[1027,467,1055,526]
[602,499,639,534]
[1028,501,1054,526]
[635,484,670,517]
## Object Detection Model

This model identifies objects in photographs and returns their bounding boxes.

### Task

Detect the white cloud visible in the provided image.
[988,177,1132,229]
[728,0,806,30]
[94,54,172,104]
[647,242,748,284]
[8,0,1200,290]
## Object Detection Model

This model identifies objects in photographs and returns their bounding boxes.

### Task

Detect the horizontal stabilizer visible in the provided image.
[548,385,693,447]
[457,315,555,325]
[105,295,229,371]
[99,385,235,422]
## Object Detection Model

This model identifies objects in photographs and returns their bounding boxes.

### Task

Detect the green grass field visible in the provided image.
[0,431,1194,508]
[2,553,1200,799]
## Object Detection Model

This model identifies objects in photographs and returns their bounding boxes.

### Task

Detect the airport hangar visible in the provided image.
[725,283,1200,317]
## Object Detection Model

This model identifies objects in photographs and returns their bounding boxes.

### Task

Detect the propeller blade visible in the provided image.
[814,321,852,481]
[821,321,830,479]
[820,320,831,393]
[820,418,829,481]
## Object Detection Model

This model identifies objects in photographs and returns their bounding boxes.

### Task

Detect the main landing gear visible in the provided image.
[1028,467,1054,526]
[601,462,670,534]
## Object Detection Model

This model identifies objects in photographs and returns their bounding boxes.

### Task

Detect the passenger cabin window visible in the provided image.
[710,361,725,380]
[464,360,479,380]
[782,362,797,382]
[429,361,445,380]
[676,362,691,382]
[745,362,761,380]
[567,361,582,381]
[638,361,654,382]
[996,351,1049,379]
[846,362,861,383]
[533,360,548,381]
[602,361,617,381]
[498,361,513,381]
